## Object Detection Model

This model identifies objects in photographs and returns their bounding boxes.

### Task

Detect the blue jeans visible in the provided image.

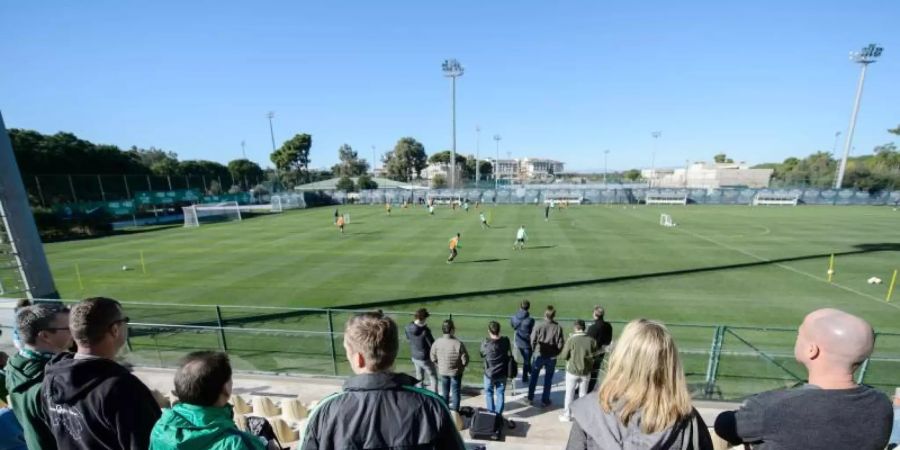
[527,355,557,404]
[517,346,532,382]
[483,376,507,414]
[439,374,463,411]
[411,358,438,391]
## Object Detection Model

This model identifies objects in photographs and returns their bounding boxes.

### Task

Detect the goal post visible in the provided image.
[659,213,676,227]
[182,201,242,227]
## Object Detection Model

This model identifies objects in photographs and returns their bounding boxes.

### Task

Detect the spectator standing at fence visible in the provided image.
[43,297,162,450]
[6,304,73,450]
[714,308,892,450]
[430,320,469,411]
[405,308,438,391]
[528,305,564,407]
[559,319,597,422]
[480,321,511,414]
[300,312,465,450]
[510,300,535,383]
[586,305,613,392]
[150,351,264,450]
[566,319,713,449]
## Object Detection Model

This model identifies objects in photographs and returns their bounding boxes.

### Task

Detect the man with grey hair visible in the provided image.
[585,305,612,392]
[5,304,72,450]
[715,308,893,449]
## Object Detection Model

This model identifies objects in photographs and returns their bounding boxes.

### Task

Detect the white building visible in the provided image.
[642,162,773,188]
[487,157,565,182]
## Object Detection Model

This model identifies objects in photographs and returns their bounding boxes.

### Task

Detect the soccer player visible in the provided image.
[480,212,490,229]
[544,204,550,222]
[463,201,469,212]
[514,225,528,250]
[447,233,460,263]
[334,208,340,224]
[429,204,435,215]
[336,214,345,234]
[385,202,392,215]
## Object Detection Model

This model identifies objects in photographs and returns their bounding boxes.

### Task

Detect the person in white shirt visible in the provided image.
[514,226,527,250]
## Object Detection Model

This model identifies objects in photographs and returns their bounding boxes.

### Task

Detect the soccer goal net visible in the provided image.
[271,193,307,210]
[659,213,677,227]
[182,202,242,227]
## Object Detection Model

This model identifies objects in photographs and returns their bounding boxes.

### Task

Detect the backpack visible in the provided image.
[246,416,284,450]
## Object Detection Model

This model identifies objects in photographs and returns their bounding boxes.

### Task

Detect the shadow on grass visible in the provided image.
[458,258,509,264]
[140,243,900,329]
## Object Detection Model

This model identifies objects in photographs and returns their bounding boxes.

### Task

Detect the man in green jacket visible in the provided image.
[5,304,73,450]
[151,351,265,450]
[558,319,597,422]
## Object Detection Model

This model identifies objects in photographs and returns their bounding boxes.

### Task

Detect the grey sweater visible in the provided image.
[566,395,712,450]
[430,334,469,377]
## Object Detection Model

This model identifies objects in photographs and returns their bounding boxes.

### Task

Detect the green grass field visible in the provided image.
[41,204,900,398]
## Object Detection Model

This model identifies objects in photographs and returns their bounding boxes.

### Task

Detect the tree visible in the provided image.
[335,176,355,192]
[207,179,223,195]
[714,153,734,164]
[430,150,472,180]
[431,174,447,188]
[129,146,180,176]
[384,137,427,182]
[623,169,642,181]
[332,144,369,177]
[179,160,230,190]
[357,174,378,190]
[227,159,264,189]
[270,133,312,185]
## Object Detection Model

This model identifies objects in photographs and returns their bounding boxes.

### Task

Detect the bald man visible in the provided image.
[714,308,893,449]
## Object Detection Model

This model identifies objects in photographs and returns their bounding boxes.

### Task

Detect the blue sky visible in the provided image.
[2,0,898,172]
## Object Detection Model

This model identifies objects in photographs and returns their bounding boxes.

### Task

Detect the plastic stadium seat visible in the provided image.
[282,398,308,422]
[269,417,299,444]
[252,396,281,417]
[231,395,252,415]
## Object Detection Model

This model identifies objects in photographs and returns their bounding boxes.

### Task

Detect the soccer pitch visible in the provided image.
[42,204,900,398]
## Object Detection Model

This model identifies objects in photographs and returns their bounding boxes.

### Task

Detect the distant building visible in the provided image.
[642,162,773,188]
[421,162,463,184]
[486,157,564,182]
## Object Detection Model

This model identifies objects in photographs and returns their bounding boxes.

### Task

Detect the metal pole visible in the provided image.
[68,175,78,203]
[123,175,131,199]
[450,75,457,190]
[202,175,208,193]
[215,305,228,351]
[166,175,172,191]
[371,145,376,175]
[327,310,338,376]
[34,176,46,206]
[97,175,106,201]
[475,125,480,188]
[494,135,501,190]
[603,149,609,186]
[651,131,661,188]
[835,63,870,189]
[267,112,277,153]
[185,175,190,190]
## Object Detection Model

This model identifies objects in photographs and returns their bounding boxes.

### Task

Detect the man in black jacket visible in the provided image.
[301,311,465,450]
[42,297,161,450]
[585,305,613,392]
[405,308,438,391]
[480,321,511,414]
[509,299,535,383]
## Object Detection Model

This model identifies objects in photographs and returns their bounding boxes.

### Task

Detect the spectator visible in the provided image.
[528,305,564,407]
[480,321,511,414]
[510,299,535,383]
[0,351,7,403]
[585,305,612,392]
[559,319,597,422]
[12,298,32,351]
[566,319,713,449]
[6,304,73,450]
[430,320,469,411]
[150,351,264,450]
[890,388,900,450]
[42,297,162,450]
[405,308,438,391]
[714,308,892,450]
[300,311,465,449]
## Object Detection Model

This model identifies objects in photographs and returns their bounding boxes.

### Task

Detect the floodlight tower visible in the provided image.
[442,59,464,189]
[835,44,883,189]
[650,131,662,187]
[266,111,277,153]
[475,125,481,188]
[603,149,610,185]
[493,134,502,190]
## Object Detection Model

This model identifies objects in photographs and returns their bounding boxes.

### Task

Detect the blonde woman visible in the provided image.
[566,319,712,450]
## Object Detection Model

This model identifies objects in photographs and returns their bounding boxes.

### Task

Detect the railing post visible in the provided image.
[856,332,876,384]
[327,310,338,376]
[704,325,725,399]
[215,305,228,351]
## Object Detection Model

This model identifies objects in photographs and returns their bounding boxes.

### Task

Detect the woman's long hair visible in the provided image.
[598,319,692,434]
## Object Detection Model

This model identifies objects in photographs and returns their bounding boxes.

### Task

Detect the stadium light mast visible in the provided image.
[442,59,464,190]
[266,111,277,153]
[835,43,883,189]
[371,145,377,175]
[603,149,610,186]
[493,134,502,190]
[650,131,662,188]
[475,125,481,188]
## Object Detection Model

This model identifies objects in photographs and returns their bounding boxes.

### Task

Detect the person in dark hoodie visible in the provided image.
[480,321,511,414]
[405,308,438,391]
[42,297,161,450]
[585,305,613,392]
[566,319,712,450]
[6,304,73,450]
[150,351,264,450]
[300,311,465,450]
[509,299,535,383]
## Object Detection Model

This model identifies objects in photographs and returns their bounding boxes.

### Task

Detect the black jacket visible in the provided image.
[300,372,465,450]
[480,337,511,381]
[586,318,613,351]
[405,322,435,361]
[509,309,535,350]
[42,353,161,450]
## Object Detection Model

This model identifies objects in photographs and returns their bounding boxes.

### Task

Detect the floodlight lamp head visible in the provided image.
[442,58,464,77]
[850,44,883,64]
